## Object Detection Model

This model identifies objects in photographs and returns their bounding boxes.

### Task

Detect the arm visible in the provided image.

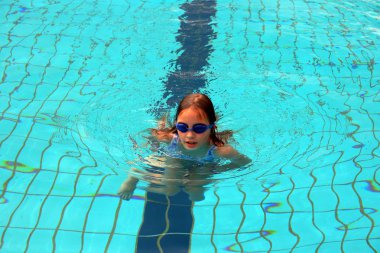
[151,114,174,143]
[118,165,169,200]
[214,145,252,171]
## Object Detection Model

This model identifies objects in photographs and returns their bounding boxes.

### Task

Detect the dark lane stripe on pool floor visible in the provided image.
[136,191,193,253]
[136,1,217,252]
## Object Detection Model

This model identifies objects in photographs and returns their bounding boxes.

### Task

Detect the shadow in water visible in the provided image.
[152,0,216,114]
[136,1,216,252]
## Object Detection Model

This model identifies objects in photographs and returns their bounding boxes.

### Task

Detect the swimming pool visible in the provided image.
[0,0,379,252]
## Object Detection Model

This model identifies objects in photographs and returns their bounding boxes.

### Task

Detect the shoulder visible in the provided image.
[214,144,239,158]
[151,129,175,143]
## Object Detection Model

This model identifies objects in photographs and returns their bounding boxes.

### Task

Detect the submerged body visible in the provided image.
[118,93,251,201]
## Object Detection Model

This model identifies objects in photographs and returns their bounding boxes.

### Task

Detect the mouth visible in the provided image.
[184,141,197,148]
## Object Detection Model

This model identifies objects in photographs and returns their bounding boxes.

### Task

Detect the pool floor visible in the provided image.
[0,0,379,252]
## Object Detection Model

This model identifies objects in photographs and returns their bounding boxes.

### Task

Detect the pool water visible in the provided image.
[0,0,379,252]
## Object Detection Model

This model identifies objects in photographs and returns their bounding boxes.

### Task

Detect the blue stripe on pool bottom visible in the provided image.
[136,191,193,253]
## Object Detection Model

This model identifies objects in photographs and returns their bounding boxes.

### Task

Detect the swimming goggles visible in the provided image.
[175,123,214,134]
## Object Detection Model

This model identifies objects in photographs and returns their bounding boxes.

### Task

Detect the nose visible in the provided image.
[185,130,196,138]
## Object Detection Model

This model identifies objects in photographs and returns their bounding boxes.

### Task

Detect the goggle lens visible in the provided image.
[176,123,213,134]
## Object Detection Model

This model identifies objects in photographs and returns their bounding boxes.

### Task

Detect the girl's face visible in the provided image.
[176,107,212,151]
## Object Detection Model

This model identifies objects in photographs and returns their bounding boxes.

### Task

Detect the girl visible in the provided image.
[118,93,251,201]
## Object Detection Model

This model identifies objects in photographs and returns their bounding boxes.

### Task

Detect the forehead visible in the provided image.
[177,107,209,122]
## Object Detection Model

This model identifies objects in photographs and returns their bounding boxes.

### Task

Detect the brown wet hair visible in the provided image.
[151,93,232,146]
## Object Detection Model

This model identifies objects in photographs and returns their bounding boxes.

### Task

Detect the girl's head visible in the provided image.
[175,93,216,125]
[151,93,231,148]
[174,93,225,148]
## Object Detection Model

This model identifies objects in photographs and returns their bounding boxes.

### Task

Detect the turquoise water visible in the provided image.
[1,0,379,252]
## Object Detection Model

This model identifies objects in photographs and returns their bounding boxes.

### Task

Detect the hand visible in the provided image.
[118,177,138,201]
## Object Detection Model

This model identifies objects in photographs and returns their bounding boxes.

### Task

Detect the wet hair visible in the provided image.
[151,93,232,146]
